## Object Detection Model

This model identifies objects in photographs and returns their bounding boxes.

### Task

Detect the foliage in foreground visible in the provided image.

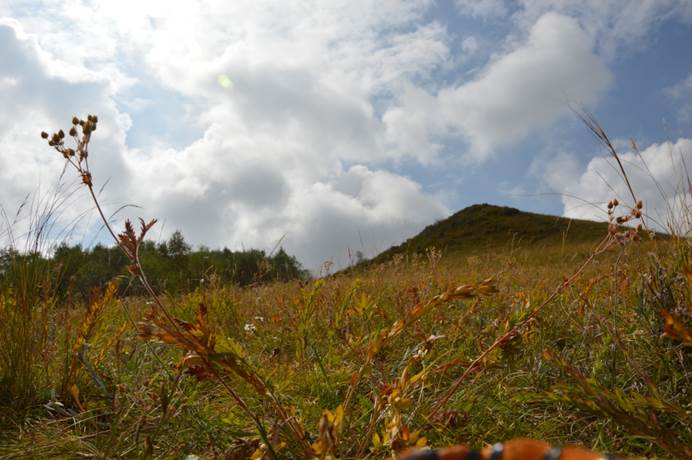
[0,115,690,459]
[1,235,689,459]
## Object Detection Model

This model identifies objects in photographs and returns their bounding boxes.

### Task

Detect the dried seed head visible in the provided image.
[607,200,613,209]
[58,129,65,139]
[41,131,49,139]
[69,127,77,136]
[634,210,641,218]
[612,198,619,206]
[636,200,643,209]
[72,116,79,125]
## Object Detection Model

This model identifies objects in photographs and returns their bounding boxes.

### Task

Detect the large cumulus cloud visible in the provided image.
[0,4,451,270]
[384,13,613,161]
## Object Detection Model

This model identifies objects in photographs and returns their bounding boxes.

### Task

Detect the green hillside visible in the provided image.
[369,203,611,264]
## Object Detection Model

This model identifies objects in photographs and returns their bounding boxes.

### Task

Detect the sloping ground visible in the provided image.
[368,203,610,265]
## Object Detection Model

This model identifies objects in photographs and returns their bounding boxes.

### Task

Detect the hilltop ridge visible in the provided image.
[368,203,610,265]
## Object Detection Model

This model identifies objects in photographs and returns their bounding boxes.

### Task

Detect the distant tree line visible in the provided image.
[0,230,309,298]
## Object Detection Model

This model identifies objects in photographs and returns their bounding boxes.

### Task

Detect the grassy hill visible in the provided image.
[368,203,611,265]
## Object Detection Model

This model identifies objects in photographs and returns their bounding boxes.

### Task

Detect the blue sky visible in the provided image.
[0,1,691,270]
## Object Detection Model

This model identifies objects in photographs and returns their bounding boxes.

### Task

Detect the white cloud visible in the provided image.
[279,166,449,269]
[455,1,692,59]
[512,0,692,59]
[545,138,692,235]
[123,121,449,270]
[384,13,613,161]
[665,74,692,100]
[455,0,509,19]
[460,36,479,54]
[665,74,692,123]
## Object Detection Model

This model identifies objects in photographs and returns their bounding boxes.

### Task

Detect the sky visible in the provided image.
[0,0,691,271]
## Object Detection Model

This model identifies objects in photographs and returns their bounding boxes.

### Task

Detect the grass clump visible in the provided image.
[0,251,56,406]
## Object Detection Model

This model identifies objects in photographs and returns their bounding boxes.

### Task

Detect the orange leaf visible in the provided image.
[661,309,692,345]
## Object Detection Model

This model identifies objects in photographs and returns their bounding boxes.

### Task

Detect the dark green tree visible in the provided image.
[167,231,190,259]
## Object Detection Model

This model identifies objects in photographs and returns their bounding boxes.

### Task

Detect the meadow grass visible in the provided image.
[0,116,689,459]
[1,236,689,459]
